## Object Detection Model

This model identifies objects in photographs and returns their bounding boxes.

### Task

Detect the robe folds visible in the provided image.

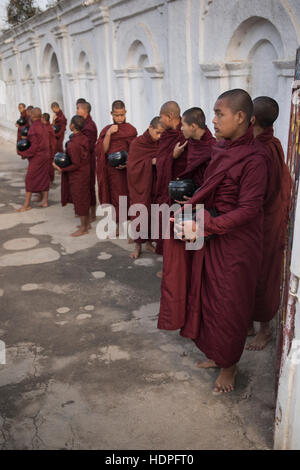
[95,122,137,223]
[158,126,268,368]
[44,122,57,183]
[82,115,98,208]
[155,121,188,254]
[61,132,90,216]
[54,110,67,153]
[18,119,50,193]
[127,129,159,243]
[253,127,292,323]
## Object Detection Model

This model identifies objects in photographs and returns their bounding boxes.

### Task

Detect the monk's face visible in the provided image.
[18,104,25,113]
[159,113,172,129]
[111,108,126,124]
[26,109,32,117]
[41,118,47,125]
[76,105,87,118]
[51,106,59,114]
[149,125,164,142]
[181,117,196,139]
[212,99,245,140]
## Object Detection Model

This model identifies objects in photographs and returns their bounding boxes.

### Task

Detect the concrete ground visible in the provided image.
[0,137,276,450]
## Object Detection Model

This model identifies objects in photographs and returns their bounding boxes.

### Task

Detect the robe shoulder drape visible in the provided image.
[82,115,98,208]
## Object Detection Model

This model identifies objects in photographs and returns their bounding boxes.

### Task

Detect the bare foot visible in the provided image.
[16,206,32,212]
[197,359,219,369]
[245,330,272,351]
[213,365,237,395]
[36,202,48,208]
[77,224,92,230]
[145,242,156,254]
[128,238,135,245]
[156,271,163,279]
[70,229,89,237]
[130,244,142,259]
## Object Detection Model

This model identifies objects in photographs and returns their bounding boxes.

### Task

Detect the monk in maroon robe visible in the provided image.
[158,107,215,339]
[51,102,67,153]
[53,115,91,237]
[17,108,50,211]
[77,101,98,222]
[127,116,165,259]
[246,97,292,350]
[155,102,188,262]
[16,103,28,143]
[159,90,268,394]
[95,100,137,232]
[42,113,57,184]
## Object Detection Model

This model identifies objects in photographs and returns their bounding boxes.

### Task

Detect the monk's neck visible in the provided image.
[253,125,265,138]
[170,118,181,130]
[229,125,249,142]
[192,128,206,141]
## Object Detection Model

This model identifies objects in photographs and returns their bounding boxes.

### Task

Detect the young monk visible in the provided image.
[159,89,268,394]
[76,101,98,222]
[53,115,91,237]
[16,103,28,142]
[96,100,137,234]
[42,113,57,184]
[246,97,292,351]
[76,98,86,106]
[51,102,67,153]
[17,107,50,211]
[26,106,34,128]
[127,117,165,259]
[155,101,188,260]
[158,107,215,338]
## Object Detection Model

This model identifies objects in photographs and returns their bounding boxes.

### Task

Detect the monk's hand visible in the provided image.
[174,220,197,243]
[173,141,188,159]
[108,125,119,135]
[174,195,191,205]
[116,164,127,170]
[152,158,157,165]
[53,162,62,173]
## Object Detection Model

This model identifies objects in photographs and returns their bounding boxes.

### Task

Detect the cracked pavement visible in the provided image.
[0,137,275,450]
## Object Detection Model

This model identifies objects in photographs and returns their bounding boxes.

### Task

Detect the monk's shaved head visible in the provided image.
[71,115,85,131]
[27,105,33,111]
[160,101,181,118]
[253,96,279,128]
[217,89,253,124]
[77,102,91,114]
[76,98,86,105]
[42,112,50,122]
[31,107,42,119]
[183,107,206,129]
[150,116,163,128]
[112,100,125,111]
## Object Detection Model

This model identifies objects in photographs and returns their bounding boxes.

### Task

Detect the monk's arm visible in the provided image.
[103,131,112,154]
[18,133,38,159]
[203,157,267,235]
[61,145,81,173]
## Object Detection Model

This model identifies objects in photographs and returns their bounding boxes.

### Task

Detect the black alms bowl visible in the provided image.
[54,152,71,168]
[108,151,128,168]
[53,124,60,134]
[168,179,195,201]
[21,127,29,137]
[16,117,26,126]
[17,139,31,151]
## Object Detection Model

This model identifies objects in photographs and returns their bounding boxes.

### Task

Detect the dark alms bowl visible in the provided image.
[168,179,195,201]
[53,125,60,134]
[108,151,128,168]
[54,152,71,168]
[21,127,29,137]
[16,117,26,126]
[17,139,31,151]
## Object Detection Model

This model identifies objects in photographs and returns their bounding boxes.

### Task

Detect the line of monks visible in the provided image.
[15,89,292,394]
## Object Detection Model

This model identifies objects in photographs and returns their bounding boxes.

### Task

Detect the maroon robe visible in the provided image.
[158,126,268,368]
[54,109,67,153]
[61,132,90,216]
[95,122,137,223]
[155,120,188,254]
[158,131,215,337]
[82,115,98,208]
[44,122,57,183]
[18,119,50,193]
[253,127,292,322]
[127,129,158,243]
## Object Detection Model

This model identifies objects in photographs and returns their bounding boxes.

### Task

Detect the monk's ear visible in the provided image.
[251,116,256,126]
[237,110,247,125]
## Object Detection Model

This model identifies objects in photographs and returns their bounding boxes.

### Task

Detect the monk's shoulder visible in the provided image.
[100,124,112,137]
[124,123,138,136]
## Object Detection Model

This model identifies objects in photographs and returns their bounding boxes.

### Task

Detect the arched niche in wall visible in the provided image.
[77,50,95,104]
[23,64,35,106]
[114,23,164,132]
[40,43,64,110]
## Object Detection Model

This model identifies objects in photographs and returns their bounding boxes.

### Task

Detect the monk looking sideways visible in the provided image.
[96,100,137,235]
[76,101,98,223]
[127,117,165,259]
[246,97,292,351]
[53,115,91,237]
[51,102,67,153]
[170,90,268,394]
[17,107,50,212]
